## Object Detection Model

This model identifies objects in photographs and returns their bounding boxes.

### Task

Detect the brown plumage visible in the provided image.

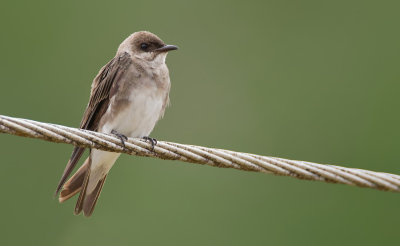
[55,31,177,217]
[59,157,88,203]
[55,53,132,197]
[56,53,131,216]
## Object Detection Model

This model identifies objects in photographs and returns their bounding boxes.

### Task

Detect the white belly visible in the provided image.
[100,85,165,138]
[87,86,165,193]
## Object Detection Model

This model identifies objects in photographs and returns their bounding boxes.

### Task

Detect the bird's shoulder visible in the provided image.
[90,52,132,94]
[79,52,132,129]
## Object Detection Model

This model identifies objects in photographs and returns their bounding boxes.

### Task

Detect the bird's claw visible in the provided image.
[142,136,157,150]
[111,130,128,148]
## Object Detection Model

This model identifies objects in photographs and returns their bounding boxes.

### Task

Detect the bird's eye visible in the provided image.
[140,43,149,51]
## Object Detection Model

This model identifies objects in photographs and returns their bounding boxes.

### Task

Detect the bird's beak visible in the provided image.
[155,44,179,52]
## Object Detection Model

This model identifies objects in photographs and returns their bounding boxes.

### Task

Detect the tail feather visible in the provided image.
[82,175,108,217]
[72,156,107,217]
[74,158,91,215]
[59,158,90,203]
[59,153,110,217]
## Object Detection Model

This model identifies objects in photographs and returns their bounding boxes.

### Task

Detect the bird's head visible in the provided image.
[118,31,178,66]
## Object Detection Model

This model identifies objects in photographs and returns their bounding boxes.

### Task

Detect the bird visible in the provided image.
[55,31,178,217]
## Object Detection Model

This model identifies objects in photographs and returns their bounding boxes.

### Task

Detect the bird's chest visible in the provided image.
[101,81,167,137]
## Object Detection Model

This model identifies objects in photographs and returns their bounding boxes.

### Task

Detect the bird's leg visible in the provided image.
[111,130,128,148]
[142,136,157,150]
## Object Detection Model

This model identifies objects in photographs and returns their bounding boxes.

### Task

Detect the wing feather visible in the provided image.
[55,52,131,195]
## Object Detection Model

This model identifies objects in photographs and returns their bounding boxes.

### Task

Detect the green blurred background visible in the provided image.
[1,0,399,245]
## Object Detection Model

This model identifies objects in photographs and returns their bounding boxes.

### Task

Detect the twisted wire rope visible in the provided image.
[0,114,399,192]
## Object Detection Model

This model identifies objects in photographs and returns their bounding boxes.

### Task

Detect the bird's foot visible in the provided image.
[111,130,128,148]
[142,136,157,150]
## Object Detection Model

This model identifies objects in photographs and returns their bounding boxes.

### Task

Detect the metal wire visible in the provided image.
[0,114,399,192]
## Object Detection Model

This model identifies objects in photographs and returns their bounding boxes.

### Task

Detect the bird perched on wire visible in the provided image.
[54,31,178,216]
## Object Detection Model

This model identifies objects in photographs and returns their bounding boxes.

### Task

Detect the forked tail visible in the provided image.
[59,156,107,217]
